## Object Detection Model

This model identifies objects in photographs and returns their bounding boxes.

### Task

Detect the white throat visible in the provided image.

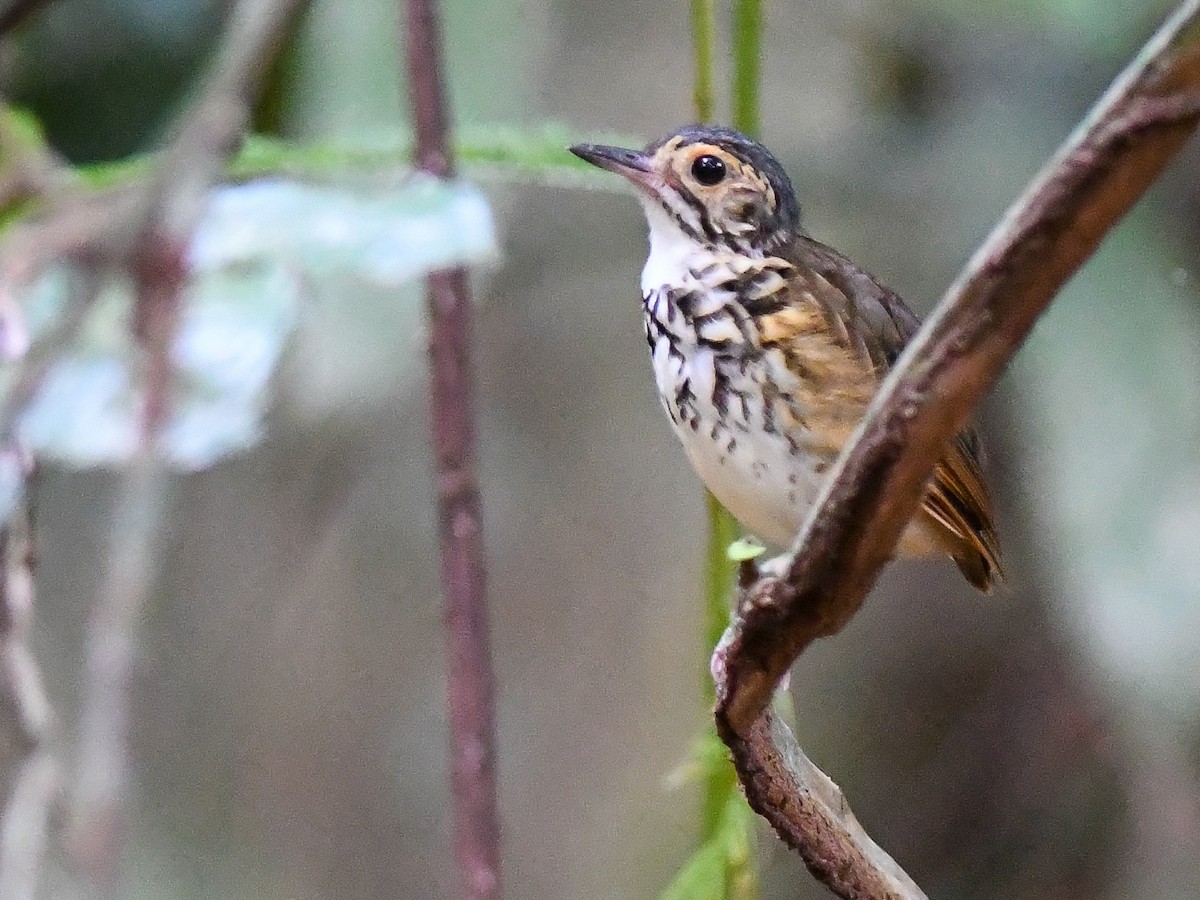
[638,199,706,296]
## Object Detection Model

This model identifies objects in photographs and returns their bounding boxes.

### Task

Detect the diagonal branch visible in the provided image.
[730,712,928,899]
[403,1,502,899]
[714,0,1200,896]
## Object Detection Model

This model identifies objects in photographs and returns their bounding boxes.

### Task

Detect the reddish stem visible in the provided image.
[404,1,502,898]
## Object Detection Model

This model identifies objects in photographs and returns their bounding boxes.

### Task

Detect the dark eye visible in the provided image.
[690,154,726,186]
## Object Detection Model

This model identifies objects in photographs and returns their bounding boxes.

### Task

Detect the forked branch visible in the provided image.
[714,2,1200,897]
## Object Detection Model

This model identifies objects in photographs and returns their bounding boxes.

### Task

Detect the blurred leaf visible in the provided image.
[17,263,301,469]
[0,107,48,151]
[11,175,499,469]
[663,725,758,900]
[659,790,759,900]
[452,123,645,188]
[189,177,498,286]
[660,841,729,900]
[717,792,757,900]
[167,263,301,468]
[665,726,734,790]
[0,107,55,227]
[73,154,152,190]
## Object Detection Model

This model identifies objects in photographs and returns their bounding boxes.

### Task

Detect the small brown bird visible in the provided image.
[570,125,1002,591]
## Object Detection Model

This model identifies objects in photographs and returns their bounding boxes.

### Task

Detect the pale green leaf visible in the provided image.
[726,538,765,562]
[659,842,729,900]
[189,177,498,286]
[665,728,732,790]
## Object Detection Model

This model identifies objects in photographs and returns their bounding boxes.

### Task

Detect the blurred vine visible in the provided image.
[731,0,761,138]
[691,0,717,123]
[68,122,630,192]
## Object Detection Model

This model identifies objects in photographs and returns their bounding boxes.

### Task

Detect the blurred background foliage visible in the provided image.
[2,0,1199,897]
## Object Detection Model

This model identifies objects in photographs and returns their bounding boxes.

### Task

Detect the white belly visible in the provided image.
[647,314,824,547]
[675,412,824,547]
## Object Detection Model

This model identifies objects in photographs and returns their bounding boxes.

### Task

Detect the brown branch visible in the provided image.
[0,460,46,751]
[714,0,1200,896]
[404,1,501,898]
[407,0,454,179]
[0,459,61,900]
[733,712,927,899]
[61,0,309,890]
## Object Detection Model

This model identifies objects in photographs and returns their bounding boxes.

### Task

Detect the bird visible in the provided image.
[569,124,1002,592]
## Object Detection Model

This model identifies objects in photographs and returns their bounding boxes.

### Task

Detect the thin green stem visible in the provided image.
[691,0,717,122]
[694,0,745,863]
[664,3,765,896]
[692,0,732,710]
[703,491,739,695]
[731,0,762,136]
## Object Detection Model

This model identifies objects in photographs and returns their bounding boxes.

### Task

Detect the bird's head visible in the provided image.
[570,125,801,255]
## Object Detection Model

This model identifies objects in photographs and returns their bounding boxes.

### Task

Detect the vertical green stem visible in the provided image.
[683,2,765,895]
[690,0,734,709]
[694,0,741,851]
[691,0,717,122]
[701,491,740,838]
[731,0,762,137]
[703,491,739,698]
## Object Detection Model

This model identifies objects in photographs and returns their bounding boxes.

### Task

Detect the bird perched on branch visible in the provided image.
[570,125,1002,591]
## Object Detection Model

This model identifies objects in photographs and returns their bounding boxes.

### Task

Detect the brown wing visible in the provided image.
[788,235,1004,592]
[925,438,1004,590]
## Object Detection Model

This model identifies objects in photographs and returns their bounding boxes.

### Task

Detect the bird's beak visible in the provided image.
[569,143,658,193]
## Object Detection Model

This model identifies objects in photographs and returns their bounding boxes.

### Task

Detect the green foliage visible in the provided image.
[691,0,718,123]
[74,123,635,193]
[730,0,762,137]
[0,108,56,227]
[663,732,758,900]
[0,108,49,163]
[704,492,741,680]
